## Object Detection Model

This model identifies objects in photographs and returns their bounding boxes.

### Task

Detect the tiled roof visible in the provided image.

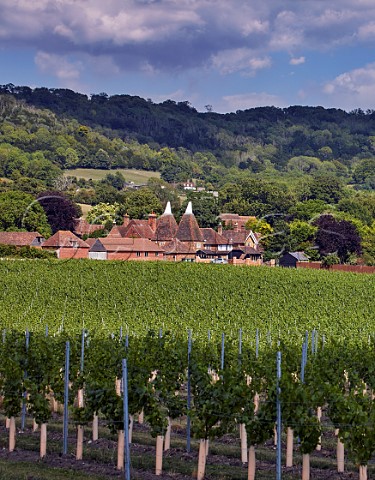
[0,231,44,246]
[163,238,196,255]
[92,237,165,253]
[73,218,104,236]
[221,230,248,244]
[107,225,123,237]
[220,213,243,221]
[88,239,107,252]
[117,220,155,239]
[233,246,262,256]
[84,237,99,248]
[289,251,309,261]
[176,204,204,242]
[153,213,178,242]
[42,231,90,248]
[219,213,255,228]
[196,249,221,256]
[200,228,228,245]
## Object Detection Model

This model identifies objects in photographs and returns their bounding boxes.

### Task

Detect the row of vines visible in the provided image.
[0,259,373,339]
[1,330,375,479]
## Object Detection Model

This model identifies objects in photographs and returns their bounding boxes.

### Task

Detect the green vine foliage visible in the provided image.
[1,328,375,465]
[0,332,25,418]
[328,387,375,466]
[25,334,57,424]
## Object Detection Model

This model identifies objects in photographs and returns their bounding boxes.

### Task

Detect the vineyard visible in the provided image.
[0,260,374,479]
[0,260,373,338]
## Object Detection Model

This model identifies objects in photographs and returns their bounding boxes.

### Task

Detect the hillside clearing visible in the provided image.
[64,168,160,183]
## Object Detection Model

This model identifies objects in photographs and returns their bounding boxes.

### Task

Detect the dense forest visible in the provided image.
[0,84,374,264]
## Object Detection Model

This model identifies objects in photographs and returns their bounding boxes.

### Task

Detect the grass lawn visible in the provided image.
[77,203,92,218]
[64,168,160,184]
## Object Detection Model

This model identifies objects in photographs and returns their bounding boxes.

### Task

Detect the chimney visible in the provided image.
[123,214,130,227]
[234,221,239,232]
[148,212,157,232]
[218,222,223,235]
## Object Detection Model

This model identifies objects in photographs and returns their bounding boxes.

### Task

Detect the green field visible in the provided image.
[0,260,373,341]
[64,168,160,183]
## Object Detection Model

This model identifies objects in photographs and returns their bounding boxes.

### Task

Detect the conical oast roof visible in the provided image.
[153,201,178,242]
[176,202,204,242]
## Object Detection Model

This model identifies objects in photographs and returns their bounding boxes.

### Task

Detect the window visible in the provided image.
[145,252,149,257]
[155,252,159,257]
[136,252,141,257]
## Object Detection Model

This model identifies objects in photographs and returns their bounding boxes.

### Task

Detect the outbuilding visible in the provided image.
[279,251,309,268]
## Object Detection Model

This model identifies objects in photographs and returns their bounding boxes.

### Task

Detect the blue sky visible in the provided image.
[2,0,375,113]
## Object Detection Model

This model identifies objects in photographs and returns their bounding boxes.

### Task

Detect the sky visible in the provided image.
[2,0,375,113]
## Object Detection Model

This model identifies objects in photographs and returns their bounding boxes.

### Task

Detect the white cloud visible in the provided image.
[323,63,375,109]
[211,48,271,75]
[2,0,375,81]
[290,56,305,66]
[35,51,82,80]
[357,21,375,39]
[51,2,204,45]
[241,18,269,36]
[315,9,359,28]
[221,92,285,112]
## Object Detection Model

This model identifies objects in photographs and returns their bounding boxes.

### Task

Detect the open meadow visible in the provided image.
[64,168,160,184]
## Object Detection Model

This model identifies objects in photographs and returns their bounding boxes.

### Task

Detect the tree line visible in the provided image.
[1,83,375,189]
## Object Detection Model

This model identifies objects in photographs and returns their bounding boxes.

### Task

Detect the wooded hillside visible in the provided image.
[1,83,375,187]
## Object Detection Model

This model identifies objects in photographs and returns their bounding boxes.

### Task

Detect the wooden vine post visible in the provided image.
[76,388,84,460]
[164,417,171,451]
[155,434,164,475]
[129,414,134,444]
[302,453,310,480]
[197,438,207,480]
[117,429,125,470]
[8,416,16,452]
[138,409,144,424]
[247,445,256,480]
[92,414,98,441]
[335,429,344,473]
[286,427,294,467]
[240,423,247,463]
[316,406,322,451]
[359,465,368,480]
[40,422,47,458]
[115,374,124,471]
